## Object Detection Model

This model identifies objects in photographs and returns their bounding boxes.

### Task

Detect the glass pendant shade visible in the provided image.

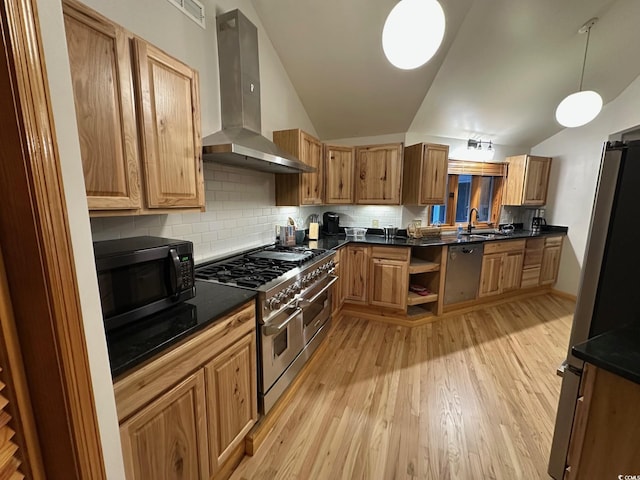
[555,90,603,128]
[382,0,445,70]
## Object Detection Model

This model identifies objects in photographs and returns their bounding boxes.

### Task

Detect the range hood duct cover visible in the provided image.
[202,9,314,174]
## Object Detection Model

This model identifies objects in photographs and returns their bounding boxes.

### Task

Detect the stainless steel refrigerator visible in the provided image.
[548,140,640,478]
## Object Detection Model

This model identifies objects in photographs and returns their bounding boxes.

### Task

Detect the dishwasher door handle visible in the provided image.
[461,247,475,254]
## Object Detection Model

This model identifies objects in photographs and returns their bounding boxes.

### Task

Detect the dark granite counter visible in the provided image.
[107,280,257,378]
[307,225,568,251]
[572,324,640,385]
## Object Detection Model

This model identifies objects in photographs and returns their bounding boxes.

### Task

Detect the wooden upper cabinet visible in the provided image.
[120,370,209,480]
[63,0,204,214]
[133,39,204,209]
[324,145,355,204]
[274,129,323,205]
[355,143,403,204]
[402,143,449,205]
[503,155,552,206]
[63,0,141,210]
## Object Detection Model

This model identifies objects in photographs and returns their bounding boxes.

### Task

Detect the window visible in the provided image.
[427,161,505,228]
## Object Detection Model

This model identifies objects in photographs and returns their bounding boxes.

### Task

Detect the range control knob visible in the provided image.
[267,296,281,310]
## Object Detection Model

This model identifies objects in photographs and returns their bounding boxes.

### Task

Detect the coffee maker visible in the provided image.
[531,208,547,233]
[322,212,340,235]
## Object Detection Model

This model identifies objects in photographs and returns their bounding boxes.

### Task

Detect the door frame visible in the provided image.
[0,0,106,477]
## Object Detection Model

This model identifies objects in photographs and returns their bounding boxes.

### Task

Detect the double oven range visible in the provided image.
[196,244,336,414]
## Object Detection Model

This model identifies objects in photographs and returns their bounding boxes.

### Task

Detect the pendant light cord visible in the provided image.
[579,26,592,92]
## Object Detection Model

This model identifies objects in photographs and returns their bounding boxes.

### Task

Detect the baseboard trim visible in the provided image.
[550,289,577,302]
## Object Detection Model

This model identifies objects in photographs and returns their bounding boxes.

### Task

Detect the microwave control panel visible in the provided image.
[180,256,194,289]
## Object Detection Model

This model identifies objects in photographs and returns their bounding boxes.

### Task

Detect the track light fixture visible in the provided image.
[467,139,492,151]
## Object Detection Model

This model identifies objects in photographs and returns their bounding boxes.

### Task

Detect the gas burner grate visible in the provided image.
[195,244,329,288]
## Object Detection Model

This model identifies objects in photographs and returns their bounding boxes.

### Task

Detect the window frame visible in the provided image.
[427,161,506,229]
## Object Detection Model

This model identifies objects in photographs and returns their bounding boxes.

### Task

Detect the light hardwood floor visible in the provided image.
[231,294,574,480]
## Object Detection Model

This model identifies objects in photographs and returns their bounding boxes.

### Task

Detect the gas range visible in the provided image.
[195,244,336,323]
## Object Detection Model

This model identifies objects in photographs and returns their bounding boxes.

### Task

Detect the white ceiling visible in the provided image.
[251,0,640,148]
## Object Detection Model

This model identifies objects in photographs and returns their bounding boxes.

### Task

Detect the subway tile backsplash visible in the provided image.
[90,163,430,262]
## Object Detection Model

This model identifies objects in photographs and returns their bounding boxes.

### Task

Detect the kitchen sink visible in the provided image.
[459,232,504,240]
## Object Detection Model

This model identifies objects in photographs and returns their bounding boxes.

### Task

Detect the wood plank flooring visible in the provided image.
[231,294,574,480]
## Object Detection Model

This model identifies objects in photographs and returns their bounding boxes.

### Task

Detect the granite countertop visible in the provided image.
[107,280,257,378]
[307,225,568,251]
[572,324,640,385]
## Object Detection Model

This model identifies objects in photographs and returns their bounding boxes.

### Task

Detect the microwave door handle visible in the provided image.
[169,248,182,298]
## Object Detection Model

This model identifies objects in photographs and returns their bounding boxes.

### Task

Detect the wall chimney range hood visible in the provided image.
[202,9,314,174]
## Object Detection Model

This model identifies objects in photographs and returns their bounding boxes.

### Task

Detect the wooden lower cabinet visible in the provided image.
[540,244,562,285]
[331,248,344,316]
[120,370,209,480]
[479,253,502,297]
[565,365,640,479]
[479,240,526,298]
[343,246,370,303]
[369,258,408,310]
[114,302,257,480]
[502,251,524,292]
[205,334,257,472]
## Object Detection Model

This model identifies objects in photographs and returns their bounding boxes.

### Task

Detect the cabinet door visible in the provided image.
[120,370,209,480]
[540,245,561,285]
[502,251,524,292]
[355,144,403,204]
[369,259,408,310]
[325,145,355,204]
[479,253,502,297]
[522,156,551,205]
[205,333,257,474]
[63,1,141,210]
[133,39,204,209]
[343,246,370,303]
[419,144,449,204]
[300,132,324,205]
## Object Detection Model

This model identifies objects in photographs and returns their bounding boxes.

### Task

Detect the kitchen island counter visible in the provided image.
[107,280,257,378]
[572,324,640,386]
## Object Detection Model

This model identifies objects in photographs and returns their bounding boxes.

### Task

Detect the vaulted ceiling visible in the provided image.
[251,0,640,147]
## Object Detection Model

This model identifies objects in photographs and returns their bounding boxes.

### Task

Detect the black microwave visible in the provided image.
[94,236,195,332]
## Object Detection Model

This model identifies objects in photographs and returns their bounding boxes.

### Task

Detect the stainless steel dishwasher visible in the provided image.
[444,244,484,305]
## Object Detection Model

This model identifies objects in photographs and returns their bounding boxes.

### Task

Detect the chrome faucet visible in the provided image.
[467,208,479,233]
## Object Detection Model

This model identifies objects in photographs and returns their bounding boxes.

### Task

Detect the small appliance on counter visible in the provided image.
[93,236,195,332]
[322,212,340,235]
[531,208,547,233]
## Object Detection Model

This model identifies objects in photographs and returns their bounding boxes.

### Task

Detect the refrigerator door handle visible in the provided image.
[557,361,583,378]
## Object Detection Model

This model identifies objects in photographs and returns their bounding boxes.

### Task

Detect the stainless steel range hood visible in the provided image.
[202,9,314,174]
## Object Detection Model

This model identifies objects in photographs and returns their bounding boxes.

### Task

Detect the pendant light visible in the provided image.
[382,0,446,70]
[555,18,603,128]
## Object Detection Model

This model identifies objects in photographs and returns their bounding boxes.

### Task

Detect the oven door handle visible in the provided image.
[263,308,302,336]
[297,275,338,307]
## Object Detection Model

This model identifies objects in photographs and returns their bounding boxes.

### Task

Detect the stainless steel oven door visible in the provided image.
[298,275,337,344]
[260,305,304,393]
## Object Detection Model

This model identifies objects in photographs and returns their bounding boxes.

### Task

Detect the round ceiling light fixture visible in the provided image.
[555,18,603,128]
[555,90,603,128]
[382,0,446,70]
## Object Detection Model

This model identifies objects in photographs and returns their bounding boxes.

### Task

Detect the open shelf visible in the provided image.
[406,305,435,319]
[408,258,440,274]
[407,291,438,306]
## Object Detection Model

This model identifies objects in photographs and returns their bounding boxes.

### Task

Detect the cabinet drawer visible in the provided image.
[521,266,541,288]
[370,246,410,261]
[483,239,526,255]
[545,236,563,247]
[523,248,544,267]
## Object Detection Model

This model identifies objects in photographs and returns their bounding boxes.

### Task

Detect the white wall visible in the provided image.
[35,0,126,478]
[532,74,640,295]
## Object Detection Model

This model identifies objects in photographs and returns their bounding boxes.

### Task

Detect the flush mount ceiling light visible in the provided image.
[555,18,603,128]
[382,0,446,70]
